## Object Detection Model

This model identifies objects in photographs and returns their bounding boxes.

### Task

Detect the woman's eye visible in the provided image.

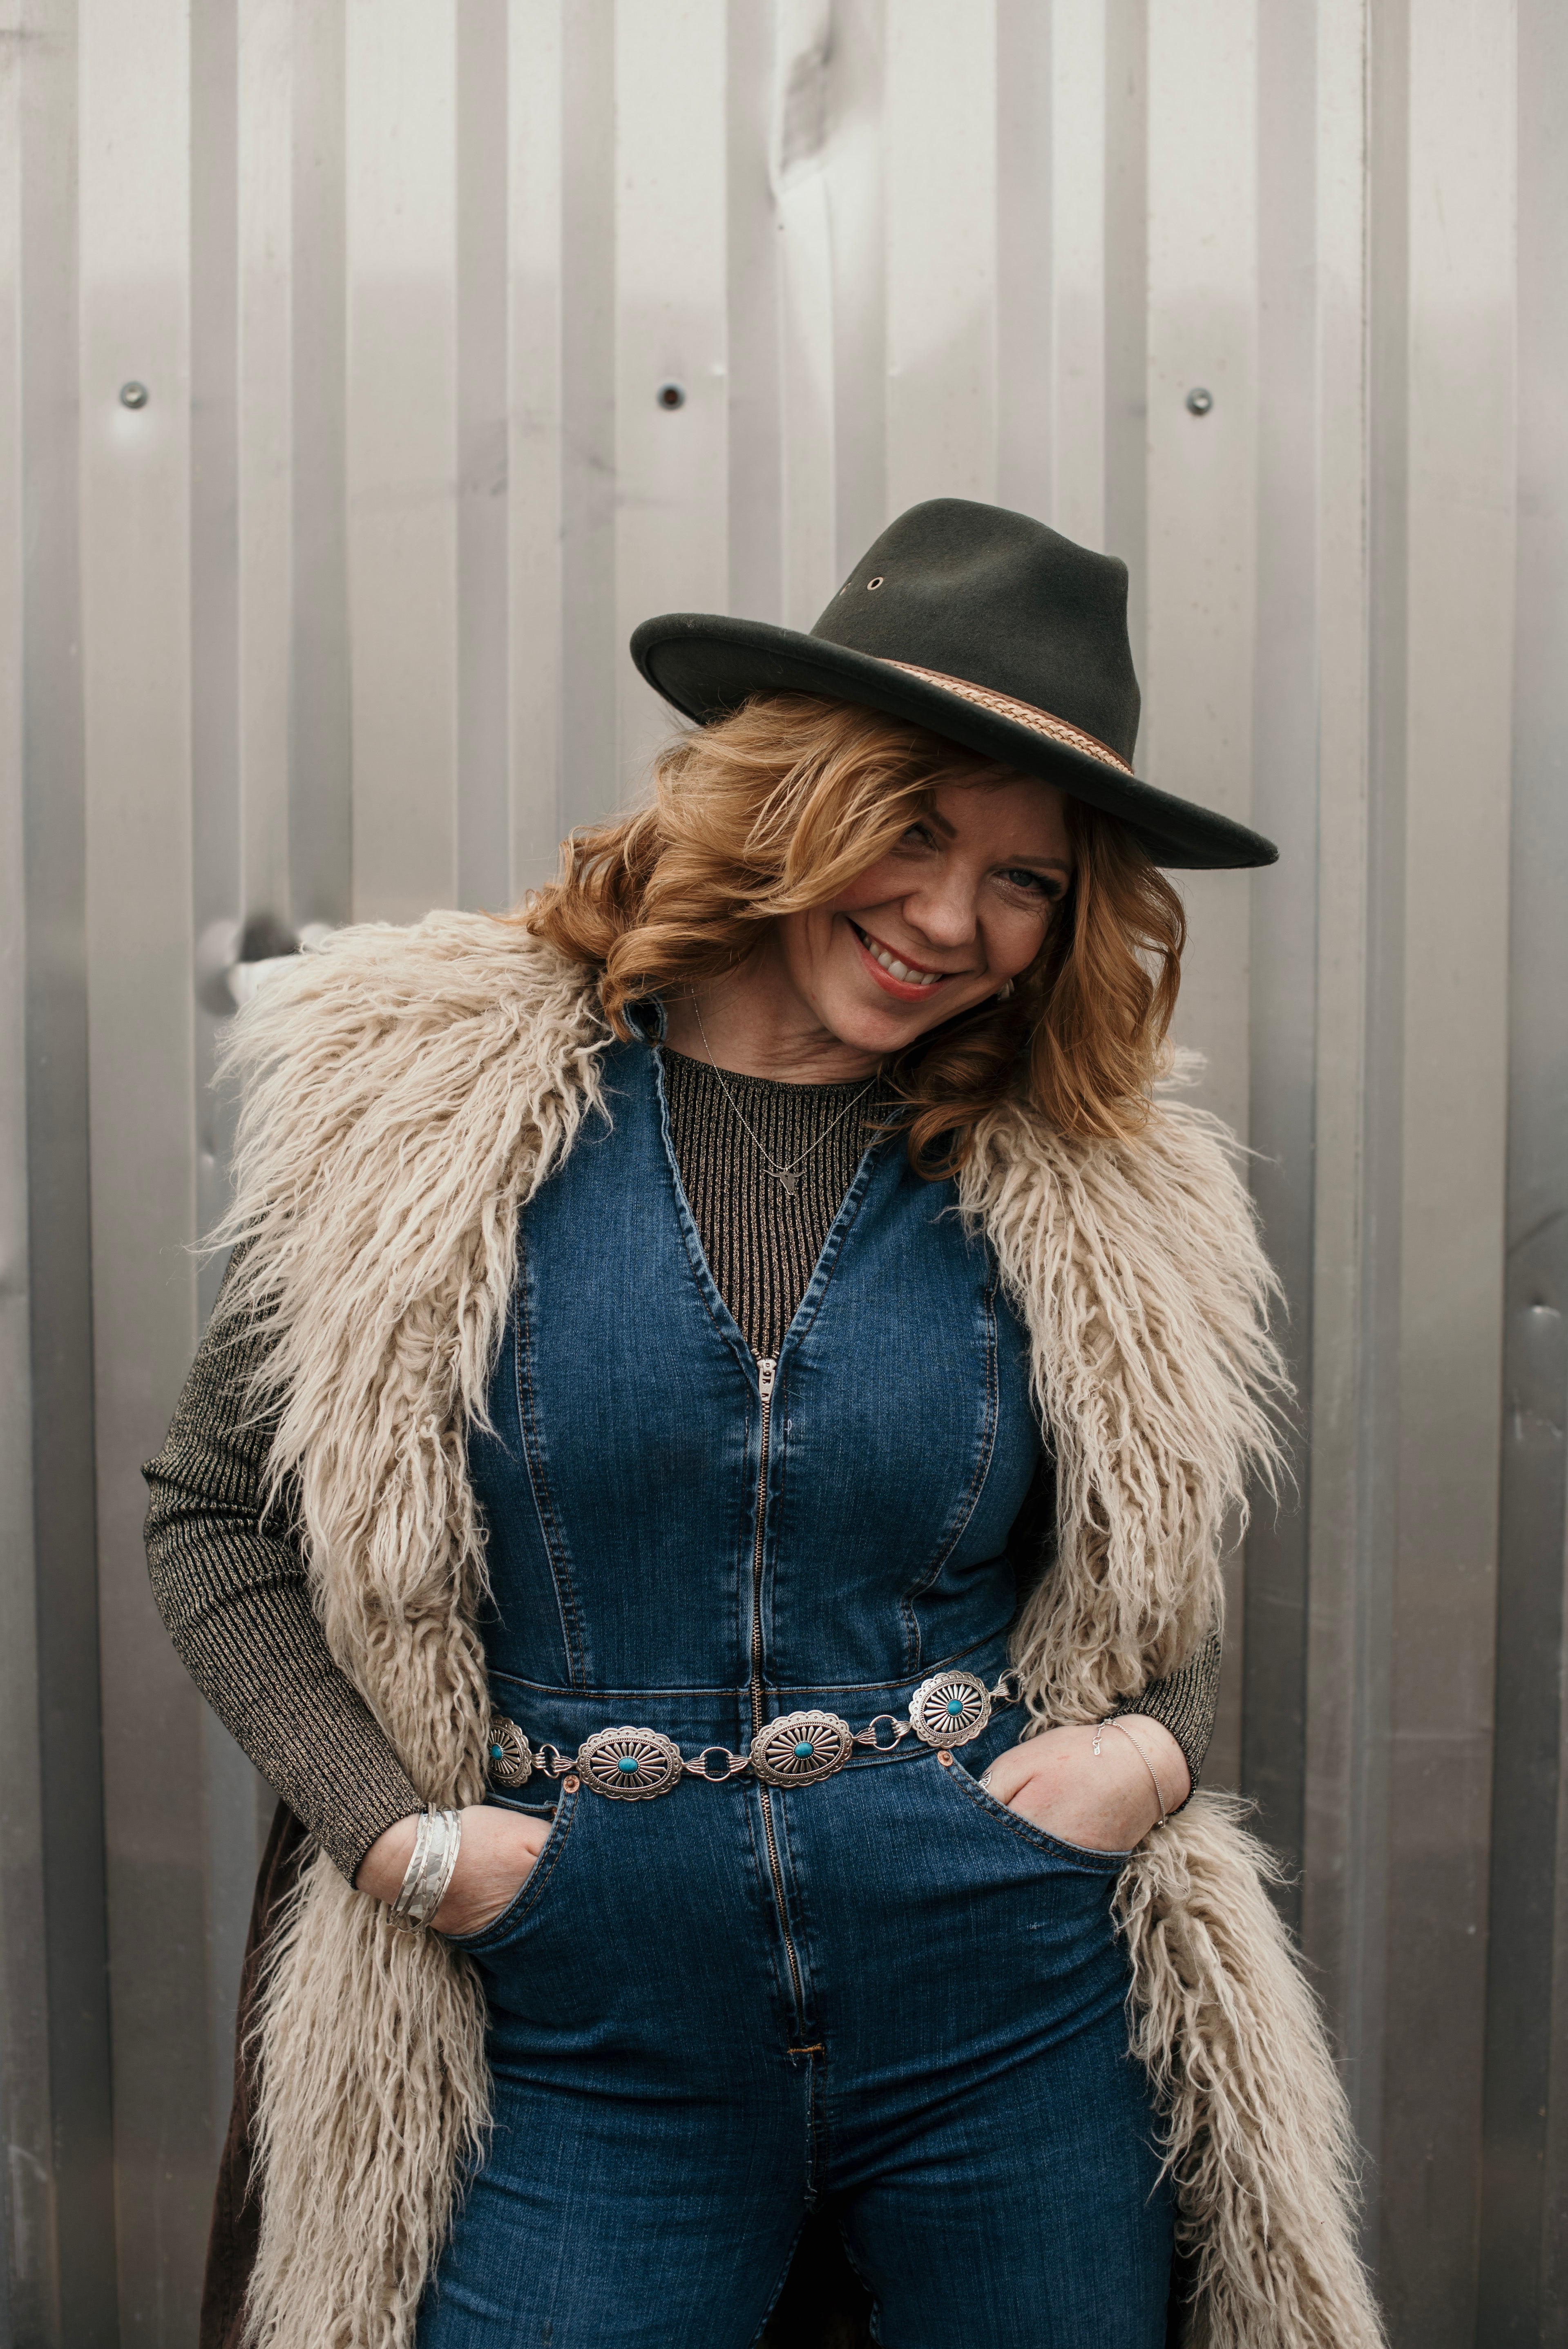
[1001,867,1062,899]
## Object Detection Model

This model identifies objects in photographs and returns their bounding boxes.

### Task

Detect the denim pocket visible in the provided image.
[441,1782,583,1955]
[938,1752,1132,1871]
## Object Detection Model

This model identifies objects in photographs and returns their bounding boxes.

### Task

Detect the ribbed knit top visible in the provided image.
[144,1043,1220,1880]
[662,1047,880,1358]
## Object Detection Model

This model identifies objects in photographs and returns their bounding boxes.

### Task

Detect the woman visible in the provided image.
[146,500,1382,2349]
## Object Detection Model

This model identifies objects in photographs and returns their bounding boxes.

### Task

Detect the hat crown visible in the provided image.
[809,499,1141,765]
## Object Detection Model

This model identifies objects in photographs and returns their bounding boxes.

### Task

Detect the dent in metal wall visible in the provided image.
[0,3,1559,2344]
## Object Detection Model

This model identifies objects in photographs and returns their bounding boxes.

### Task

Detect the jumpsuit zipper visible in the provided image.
[750,1355,806,2018]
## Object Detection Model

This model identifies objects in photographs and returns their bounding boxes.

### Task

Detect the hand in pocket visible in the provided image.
[357,1804,554,1936]
[979,1720,1188,1851]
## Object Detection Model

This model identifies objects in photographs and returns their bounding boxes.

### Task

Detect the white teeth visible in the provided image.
[858,925,942,987]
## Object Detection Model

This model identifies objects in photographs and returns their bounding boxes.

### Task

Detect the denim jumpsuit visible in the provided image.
[422,1032,1172,2348]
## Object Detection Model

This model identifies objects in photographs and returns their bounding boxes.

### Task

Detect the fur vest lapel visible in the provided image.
[214,913,1383,2349]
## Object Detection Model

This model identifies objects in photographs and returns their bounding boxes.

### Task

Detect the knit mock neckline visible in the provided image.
[660,1046,884,1361]
[660,1043,876,1096]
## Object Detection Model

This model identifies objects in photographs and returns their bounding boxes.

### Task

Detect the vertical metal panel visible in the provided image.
[345,0,458,920]
[507,0,565,898]
[1300,0,1372,2065]
[723,0,784,631]
[771,0,840,629]
[1241,0,1325,1910]
[1377,4,1515,2331]
[1101,0,1147,674]
[1045,0,1106,553]
[8,0,121,2337]
[237,0,295,931]
[78,0,210,2334]
[884,0,997,514]
[1145,0,1257,1152]
[613,0,728,798]
[558,0,616,834]
[456,0,511,913]
[7,6,1568,2340]
[993,0,1050,526]
[288,0,352,932]
[0,11,56,2336]
[1478,1,1568,2334]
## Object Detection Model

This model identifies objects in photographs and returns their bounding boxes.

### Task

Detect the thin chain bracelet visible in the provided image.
[1093,1717,1169,1827]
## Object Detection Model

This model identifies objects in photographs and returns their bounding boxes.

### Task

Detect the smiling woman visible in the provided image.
[526,691,1187,1173]
[145,500,1379,2349]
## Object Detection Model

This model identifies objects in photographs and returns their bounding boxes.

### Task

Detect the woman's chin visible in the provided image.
[819,981,975,1056]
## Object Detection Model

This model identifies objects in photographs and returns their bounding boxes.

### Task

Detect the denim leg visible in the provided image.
[793,1749,1173,2348]
[419,2077,809,2349]
[834,2004,1172,2348]
[418,1781,813,2349]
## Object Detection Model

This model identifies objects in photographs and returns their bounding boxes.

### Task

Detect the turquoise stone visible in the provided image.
[490,1744,504,1759]
[794,1740,816,1760]
[946,1696,965,1717]
[616,1754,641,1774]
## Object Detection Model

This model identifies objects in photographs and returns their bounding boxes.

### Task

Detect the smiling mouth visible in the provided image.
[849,921,960,991]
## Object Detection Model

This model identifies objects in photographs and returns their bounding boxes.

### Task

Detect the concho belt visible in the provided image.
[485,1668,1025,1802]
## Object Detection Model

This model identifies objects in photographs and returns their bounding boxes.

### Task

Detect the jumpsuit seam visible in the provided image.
[898,1259,1003,1672]
[512,1244,589,1688]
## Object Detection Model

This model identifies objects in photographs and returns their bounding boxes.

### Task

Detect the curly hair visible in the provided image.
[520,693,1185,1174]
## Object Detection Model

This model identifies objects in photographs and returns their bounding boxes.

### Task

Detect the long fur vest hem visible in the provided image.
[210,912,1384,2349]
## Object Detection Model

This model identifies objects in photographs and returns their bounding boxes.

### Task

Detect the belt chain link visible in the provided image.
[485,1668,1025,1803]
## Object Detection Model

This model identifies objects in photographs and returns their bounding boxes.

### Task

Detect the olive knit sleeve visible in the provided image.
[1119,1628,1224,1798]
[143,1257,424,1885]
[1006,1455,1222,1799]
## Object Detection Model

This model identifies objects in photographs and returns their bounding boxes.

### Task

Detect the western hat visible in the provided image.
[630,497,1276,871]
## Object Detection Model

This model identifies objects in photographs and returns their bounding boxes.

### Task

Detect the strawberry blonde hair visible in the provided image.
[523,693,1185,1175]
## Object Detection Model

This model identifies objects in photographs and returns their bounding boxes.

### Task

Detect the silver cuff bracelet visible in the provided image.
[390,1806,462,1929]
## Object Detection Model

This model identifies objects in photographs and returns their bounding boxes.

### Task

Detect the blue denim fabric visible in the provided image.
[424,1030,1172,2347]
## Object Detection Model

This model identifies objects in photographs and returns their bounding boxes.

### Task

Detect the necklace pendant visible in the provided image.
[777,1169,799,1198]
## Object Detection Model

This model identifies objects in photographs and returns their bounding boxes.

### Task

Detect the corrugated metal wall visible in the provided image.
[2,2,1561,2342]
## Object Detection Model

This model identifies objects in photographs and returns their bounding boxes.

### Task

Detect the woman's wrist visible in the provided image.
[356,1812,421,1902]
[1106,1715,1191,1814]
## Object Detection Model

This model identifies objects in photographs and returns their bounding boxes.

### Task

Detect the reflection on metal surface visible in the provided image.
[0,3,1560,2342]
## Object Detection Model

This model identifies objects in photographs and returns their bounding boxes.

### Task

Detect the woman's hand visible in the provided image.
[978,1717,1190,1851]
[356,1804,554,1937]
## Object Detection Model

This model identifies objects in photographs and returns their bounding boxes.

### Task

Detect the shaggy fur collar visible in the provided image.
[214,913,1382,2349]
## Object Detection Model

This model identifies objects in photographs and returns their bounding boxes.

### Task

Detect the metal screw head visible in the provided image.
[1185,386,1213,416]
[119,380,150,410]
[656,380,686,410]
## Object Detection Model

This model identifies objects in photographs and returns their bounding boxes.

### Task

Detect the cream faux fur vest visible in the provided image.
[212,913,1384,2349]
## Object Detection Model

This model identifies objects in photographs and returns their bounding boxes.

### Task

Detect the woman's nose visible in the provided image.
[902,873,978,949]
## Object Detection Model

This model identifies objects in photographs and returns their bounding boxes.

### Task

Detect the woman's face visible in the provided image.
[774,773,1074,1057]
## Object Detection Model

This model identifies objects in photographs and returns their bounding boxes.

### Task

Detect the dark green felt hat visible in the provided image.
[630,497,1276,871]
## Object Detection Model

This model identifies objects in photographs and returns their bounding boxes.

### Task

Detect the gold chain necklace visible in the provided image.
[691,1001,876,1199]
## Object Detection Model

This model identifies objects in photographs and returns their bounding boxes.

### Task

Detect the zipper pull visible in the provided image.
[757,1356,777,1402]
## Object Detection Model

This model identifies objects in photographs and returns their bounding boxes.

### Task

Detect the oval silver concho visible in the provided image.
[750,1710,855,1788]
[909,1670,992,1749]
[576,1726,684,1801]
[485,1715,534,1789]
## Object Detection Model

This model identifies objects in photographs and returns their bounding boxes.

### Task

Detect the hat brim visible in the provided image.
[630,614,1277,872]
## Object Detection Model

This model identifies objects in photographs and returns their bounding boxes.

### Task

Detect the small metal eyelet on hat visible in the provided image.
[866,576,884,590]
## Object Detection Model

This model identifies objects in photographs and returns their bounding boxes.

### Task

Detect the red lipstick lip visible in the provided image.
[848,920,965,1005]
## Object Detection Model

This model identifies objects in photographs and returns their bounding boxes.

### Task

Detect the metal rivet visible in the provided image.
[1184,386,1213,416]
[656,381,686,410]
[867,575,885,590]
[938,1749,954,1766]
[563,1774,580,1792]
[119,380,149,410]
